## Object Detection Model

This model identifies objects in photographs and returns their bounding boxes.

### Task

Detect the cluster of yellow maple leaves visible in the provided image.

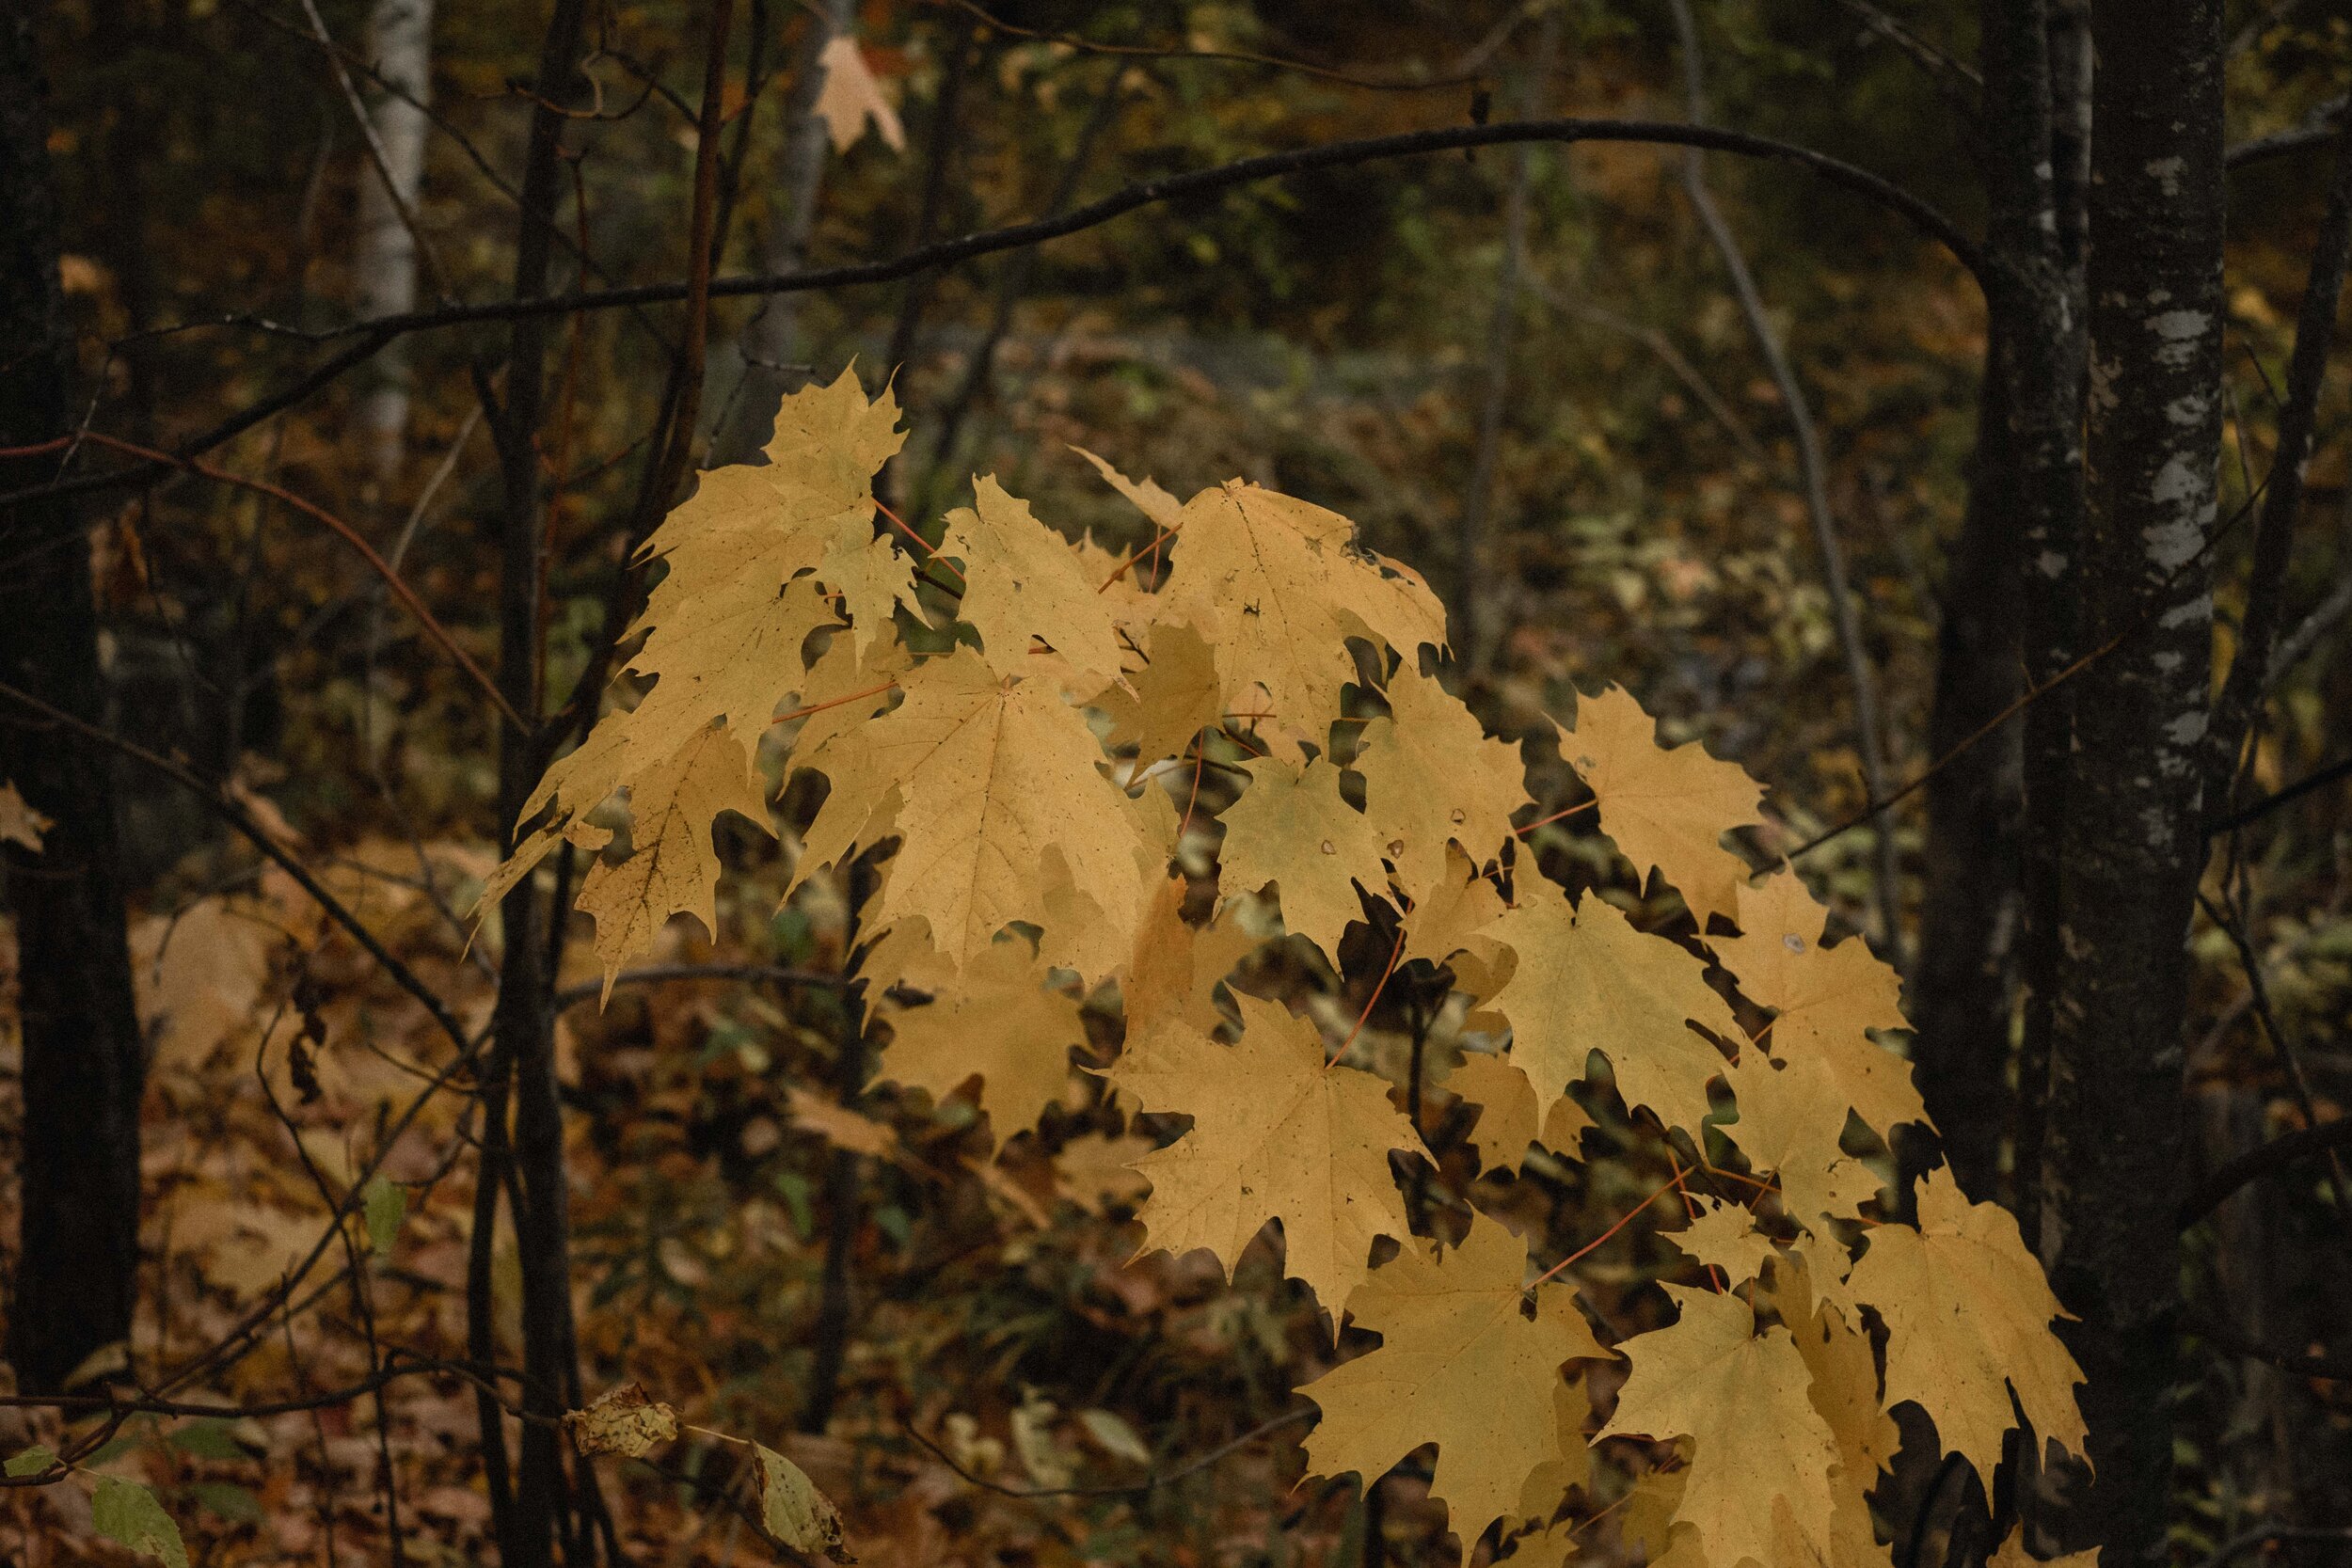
[490,372,2090,1568]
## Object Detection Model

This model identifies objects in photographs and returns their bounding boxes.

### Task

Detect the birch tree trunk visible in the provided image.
[354,0,433,481]
[2043,5,2226,1559]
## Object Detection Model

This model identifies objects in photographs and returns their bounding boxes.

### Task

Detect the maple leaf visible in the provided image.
[877,939,1088,1147]
[1216,754,1391,960]
[1299,1211,1605,1564]
[1160,481,1445,739]
[1718,1052,1887,1234]
[1439,1053,1591,1174]
[1661,1199,1780,1288]
[812,35,904,152]
[1401,844,1512,1001]
[801,646,1162,975]
[1559,685,1762,928]
[943,476,1125,686]
[783,1085,904,1162]
[1356,665,1531,901]
[525,372,905,833]
[0,779,49,852]
[1478,889,1740,1139]
[1106,993,1425,1317]
[1597,1286,1845,1568]
[577,724,772,994]
[1099,620,1224,765]
[1714,872,1927,1136]
[1844,1167,2087,1481]
[1073,445,1184,531]
[1764,1249,1901,1480]
[1119,874,1257,1045]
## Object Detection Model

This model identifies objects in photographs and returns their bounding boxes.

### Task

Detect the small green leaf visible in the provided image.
[166,1419,245,1461]
[92,1476,188,1568]
[5,1444,56,1478]
[362,1175,407,1256]
[188,1481,264,1525]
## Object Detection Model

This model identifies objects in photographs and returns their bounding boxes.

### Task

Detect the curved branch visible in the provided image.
[2179,1117,2352,1227]
[0,118,1974,514]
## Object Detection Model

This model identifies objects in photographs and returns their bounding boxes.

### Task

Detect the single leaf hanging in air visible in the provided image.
[755,1442,856,1561]
[566,1383,680,1459]
[1714,871,1927,1136]
[1844,1166,2088,1481]
[91,1477,189,1568]
[1559,684,1762,928]
[0,779,50,851]
[1107,993,1425,1319]
[1597,1286,1844,1568]
[1299,1210,1605,1565]
[1478,889,1739,1139]
[1216,754,1391,960]
[813,35,904,153]
[877,938,1088,1147]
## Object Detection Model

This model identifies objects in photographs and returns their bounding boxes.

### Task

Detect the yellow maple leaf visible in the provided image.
[1439,1053,1591,1174]
[1478,890,1740,1139]
[1119,874,1257,1045]
[1661,1198,1780,1288]
[1299,1211,1604,1564]
[1355,665,1531,902]
[943,477,1125,687]
[1099,620,1224,766]
[526,371,904,832]
[812,35,904,152]
[0,779,50,852]
[1161,482,1445,740]
[1106,993,1424,1318]
[1718,1053,1887,1234]
[1216,754,1391,960]
[1764,1248,1901,1479]
[1844,1167,2087,1482]
[1072,445,1183,531]
[1597,1286,1845,1568]
[1052,1132,1154,1214]
[783,1085,904,1162]
[1560,685,1762,928]
[576,724,772,995]
[803,647,1161,975]
[1714,872,1926,1136]
[877,939,1087,1147]
[1401,844,1513,1003]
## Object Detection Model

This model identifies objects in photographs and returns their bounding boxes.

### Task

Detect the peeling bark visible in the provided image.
[2043,5,2227,1559]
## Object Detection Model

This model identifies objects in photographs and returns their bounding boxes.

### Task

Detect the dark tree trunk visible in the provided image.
[1980,0,2090,1256]
[2043,3,2227,1560]
[1912,327,2020,1205]
[0,5,148,1396]
[478,2,589,1563]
